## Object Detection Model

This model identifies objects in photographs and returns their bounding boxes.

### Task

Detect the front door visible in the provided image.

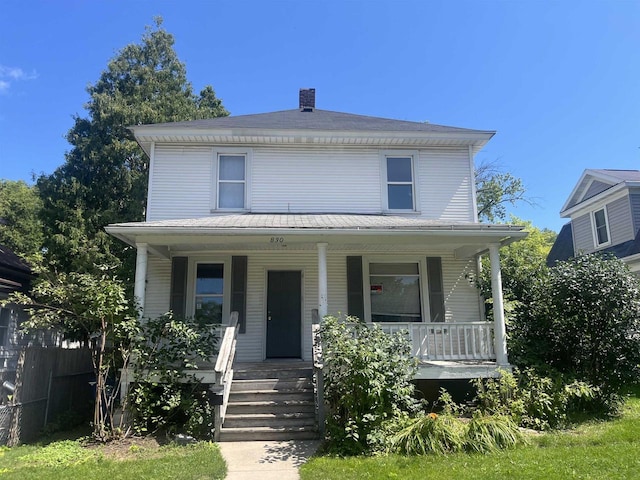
[266,270,302,358]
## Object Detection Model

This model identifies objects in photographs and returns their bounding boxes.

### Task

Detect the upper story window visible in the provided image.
[593,207,610,246]
[217,154,246,209]
[381,151,418,212]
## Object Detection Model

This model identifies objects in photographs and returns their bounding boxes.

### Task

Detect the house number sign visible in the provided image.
[270,237,285,243]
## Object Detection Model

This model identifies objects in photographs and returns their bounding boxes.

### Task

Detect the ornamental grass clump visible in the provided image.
[464,411,524,453]
[388,413,464,455]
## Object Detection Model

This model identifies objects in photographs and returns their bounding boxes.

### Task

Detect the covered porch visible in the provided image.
[106,214,526,379]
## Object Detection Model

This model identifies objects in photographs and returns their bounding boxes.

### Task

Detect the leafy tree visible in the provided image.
[37,18,228,282]
[475,160,532,222]
[0,180,43,259]
[479,217,556,303]
[510,254,640,402]
[6,270,137,440]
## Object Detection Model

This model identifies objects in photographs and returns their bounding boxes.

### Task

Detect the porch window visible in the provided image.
[593,208,610,246]
[195,263,224,324]
[218,154,246,209]
[369,263,421,322]
[386,156,415,210]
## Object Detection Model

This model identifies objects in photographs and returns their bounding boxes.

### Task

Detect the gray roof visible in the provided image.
[108,213,522,231]
[589,169,640,183]
[133,109,492,135]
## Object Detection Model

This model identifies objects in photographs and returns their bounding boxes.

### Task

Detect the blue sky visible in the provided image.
[1,0,639,232]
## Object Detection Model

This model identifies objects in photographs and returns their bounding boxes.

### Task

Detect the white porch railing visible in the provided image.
[212,311,239,441]
[376,322,496,361]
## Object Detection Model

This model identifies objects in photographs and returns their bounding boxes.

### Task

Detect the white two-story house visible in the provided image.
[107,89,524,382]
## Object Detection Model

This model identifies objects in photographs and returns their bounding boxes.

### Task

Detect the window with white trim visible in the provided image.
[593,208,610,246]
[369,262,422,322]
[217,154,246,209]
[0,307,11,346]
[194,263,224,324]
[385,156,415,210]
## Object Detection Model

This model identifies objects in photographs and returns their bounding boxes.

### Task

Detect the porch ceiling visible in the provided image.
[106,214,527,260]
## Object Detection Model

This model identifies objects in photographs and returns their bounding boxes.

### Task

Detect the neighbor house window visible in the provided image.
[195,263,224,324]
[369,263,421,322]
[0,307,11,346]
[218,154,246,209]
[593,208,610,246]
[386,156,415,210]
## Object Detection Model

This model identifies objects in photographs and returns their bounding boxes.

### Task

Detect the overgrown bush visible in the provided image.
[510,254,640,404]
[127,313,218,439]
[472,369,600,430]
[319,315,419,455]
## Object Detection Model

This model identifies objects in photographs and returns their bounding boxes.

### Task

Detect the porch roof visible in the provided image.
[106,214,526,258]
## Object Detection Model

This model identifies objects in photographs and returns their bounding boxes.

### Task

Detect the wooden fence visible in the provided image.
[1,347,93,445]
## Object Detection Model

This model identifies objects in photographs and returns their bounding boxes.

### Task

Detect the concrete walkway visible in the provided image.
[218,440,321,480]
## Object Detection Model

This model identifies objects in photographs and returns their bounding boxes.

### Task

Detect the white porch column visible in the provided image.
[134,242,148,317]
[489,243,509,366]
[317,242,328,319]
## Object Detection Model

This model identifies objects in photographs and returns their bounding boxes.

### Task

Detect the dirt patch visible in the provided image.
[86,435,169,461]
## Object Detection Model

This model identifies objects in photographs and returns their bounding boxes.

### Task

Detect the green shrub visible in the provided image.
[464,411,524,453]
[511,254,640,401]
[127,313,218,439]
[471,369,601,430]
[320,315,418,455]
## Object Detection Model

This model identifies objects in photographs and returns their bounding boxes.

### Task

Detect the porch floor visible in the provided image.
[415,360,509,380]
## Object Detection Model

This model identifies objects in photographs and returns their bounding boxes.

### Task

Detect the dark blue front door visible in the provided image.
[266,271,302,358]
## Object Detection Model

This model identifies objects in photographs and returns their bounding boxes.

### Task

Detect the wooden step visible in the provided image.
[223,412,315,428]
[230,378,313,391]
[225,399,315,415]
[219,425,319,442]
[229,388,313,403]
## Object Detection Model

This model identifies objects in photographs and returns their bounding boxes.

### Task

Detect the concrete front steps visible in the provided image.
[219,362,319,442]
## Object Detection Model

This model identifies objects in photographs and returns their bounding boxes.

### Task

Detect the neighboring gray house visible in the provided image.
[0,245,64,388]
[548,169,640,272]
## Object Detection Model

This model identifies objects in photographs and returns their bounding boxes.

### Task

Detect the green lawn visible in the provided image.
[301,395,640,480]
[0,439,226,480]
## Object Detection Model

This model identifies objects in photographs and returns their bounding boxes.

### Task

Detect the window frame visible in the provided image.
[0,306,11,346]
[592,207,611,247]
[380,150,420,213]
[211,148,252,212]
[362,256,430,323]
[186,257,232,325]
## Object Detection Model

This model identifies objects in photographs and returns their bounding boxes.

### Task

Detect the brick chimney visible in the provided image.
[299,88,315,112]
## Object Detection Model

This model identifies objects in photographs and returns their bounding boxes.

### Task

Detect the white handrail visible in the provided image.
[213,311,239,441]
[311,309,325,436]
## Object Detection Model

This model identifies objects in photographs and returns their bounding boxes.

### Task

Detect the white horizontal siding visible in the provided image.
[144,257,172,319]
[417,148,474,221]
[239,251,346,362]
[141,246,482,363]
[440,252,481,322]
[148,146,213,221]
[251,146,381,214]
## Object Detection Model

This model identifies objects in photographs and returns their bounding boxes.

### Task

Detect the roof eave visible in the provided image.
[560,182,632,217]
